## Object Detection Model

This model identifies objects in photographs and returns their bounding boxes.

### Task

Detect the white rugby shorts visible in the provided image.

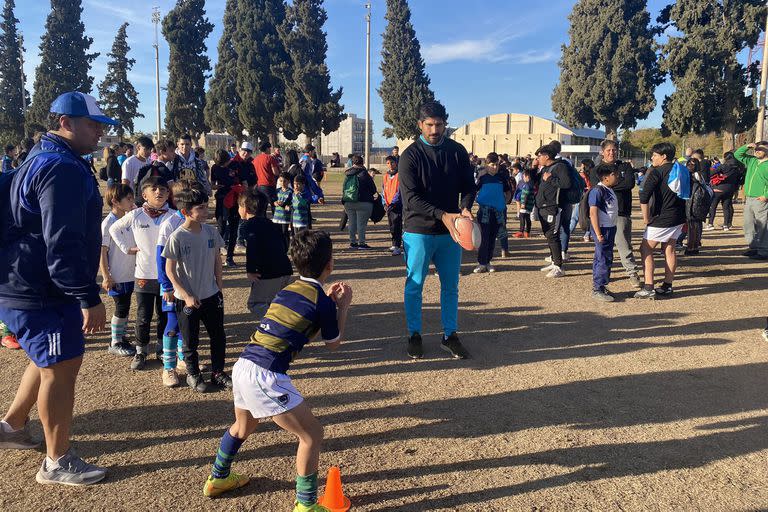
[644,224,684,243]
[232,358,304,419]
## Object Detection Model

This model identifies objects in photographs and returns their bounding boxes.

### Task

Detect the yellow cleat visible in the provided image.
[202,472,249,498]
[292,502,331,512]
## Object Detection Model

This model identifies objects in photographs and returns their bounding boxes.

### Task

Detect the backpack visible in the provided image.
[709,173,726,186]
[563,160,586,204]
[342,173,359,203]
[99,165,108,181]
[687,178,714,221]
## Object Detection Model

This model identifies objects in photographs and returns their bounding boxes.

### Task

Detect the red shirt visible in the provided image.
[254,153,278,187]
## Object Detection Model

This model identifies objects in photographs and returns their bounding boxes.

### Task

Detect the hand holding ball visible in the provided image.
[453,216,481,251]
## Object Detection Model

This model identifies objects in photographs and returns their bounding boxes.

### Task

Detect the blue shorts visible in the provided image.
[108,281,134,297]
[0,303,85,367]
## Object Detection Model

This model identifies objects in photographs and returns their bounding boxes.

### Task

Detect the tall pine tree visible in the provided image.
[378,0,434,140]
[0,0,25,144]
[26,0,98,134]
[162,0,213,138]
[278,0,344,140]
[551,0,661,140]
[97,23,143,140]
[658,1,764,150]
[204,0,243,137]
[234,0,289,142]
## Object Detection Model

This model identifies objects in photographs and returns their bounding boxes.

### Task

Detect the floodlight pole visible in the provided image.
[19,32,25,112]
[756,1,768,141]
[364,2,371,170]
[152,7,162,142]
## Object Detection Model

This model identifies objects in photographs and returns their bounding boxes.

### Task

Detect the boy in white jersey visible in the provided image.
[100,184,137,357]
[110,176,177,371]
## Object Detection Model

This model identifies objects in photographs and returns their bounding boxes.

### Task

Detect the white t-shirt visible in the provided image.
[121,155,149,186]
[588,183,618,228]
[109,204,177,280]
[101,212,136,284]
[157,213,185,247]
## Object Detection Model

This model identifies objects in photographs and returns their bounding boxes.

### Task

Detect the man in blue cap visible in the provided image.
[0,92,116,485]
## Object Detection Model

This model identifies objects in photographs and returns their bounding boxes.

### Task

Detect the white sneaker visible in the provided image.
[540,263,555,272]
[562,251,570,262]
[702,224,716,231]
[473,265,488,273]
[389,246,397,251]
[487,265,496,273]
[545,266,565,278]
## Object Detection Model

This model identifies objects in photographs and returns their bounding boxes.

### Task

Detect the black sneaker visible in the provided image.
[654,283,674,296]
[349,242,359,249]
[407,333,423,359]
[130,353,146,370]
[743,249,758,257]
[684,249,699,256]
[187,373,213,393]
[108,341,135,357]
[634,288,656,300]
[357,243,372,250]
[441,332,469,359]
[592,288,615,302]
[223,258,237,267]
[211,371,233,389]
[749,253,768,260]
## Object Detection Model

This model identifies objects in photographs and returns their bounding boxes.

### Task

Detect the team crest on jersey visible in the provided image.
[179,167,196,181]
[276,394,290,406]
[137,279,147,289]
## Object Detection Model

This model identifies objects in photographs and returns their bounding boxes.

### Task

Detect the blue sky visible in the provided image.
[14,0,731,143]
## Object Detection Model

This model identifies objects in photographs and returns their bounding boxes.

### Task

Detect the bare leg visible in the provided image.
[663,241,677,284]
[640,239,658,286]
[272,402,323,476]
[37,356,83,459]
[3,362,41,430]
[230,407,259,440]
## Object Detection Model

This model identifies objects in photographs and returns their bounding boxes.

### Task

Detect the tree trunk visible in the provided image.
[722,125,736,154]
[604,122,618,141]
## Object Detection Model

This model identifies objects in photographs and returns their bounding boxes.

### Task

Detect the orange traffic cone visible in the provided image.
[317,466,351,512]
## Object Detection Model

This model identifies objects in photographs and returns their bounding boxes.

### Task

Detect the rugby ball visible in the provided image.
[453,217,481,251]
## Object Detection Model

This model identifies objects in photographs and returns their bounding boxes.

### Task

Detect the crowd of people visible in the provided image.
[0,91,765,512]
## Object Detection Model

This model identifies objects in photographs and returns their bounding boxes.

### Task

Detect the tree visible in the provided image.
[204,0,243,138]
[378,0,434,140]
[0,0,25,144]
[97,23,143,140]
[658,1,764,151]
[552,0,662,140]
[162,0,213,138]
[26,0,98,134]
[233,0,289,142]
[278,0,345,141]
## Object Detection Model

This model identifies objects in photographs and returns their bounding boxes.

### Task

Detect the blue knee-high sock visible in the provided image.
[177,334,184,362]
[162,335,177,369]
[211,431,244,479]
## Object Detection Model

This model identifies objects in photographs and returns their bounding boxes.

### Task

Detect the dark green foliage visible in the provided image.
[26,0,98,134]
[97,23,143,139]
[204,0,243,137]
[552,0,662,140]
[0,0,25,144]
[233,0,289,141]
[279,0,345,140]
[162,0,213,138]
[378,0,434,140]
[658,0,764,142]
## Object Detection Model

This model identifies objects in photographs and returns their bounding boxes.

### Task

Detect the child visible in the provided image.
[588,166,620,302]
[201,230,352,512]
[110,176,177,372]
[382,155,403,255]
[474,153,511,273]
[514,169,535,238]
[273,171,293,246]
[163,187,230,393]
[156,180,205,387]
[100,184,137,357]
[292,175,311,232]
[240,189,293,318]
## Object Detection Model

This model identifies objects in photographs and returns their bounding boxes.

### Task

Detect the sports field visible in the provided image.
[1,177,766,511]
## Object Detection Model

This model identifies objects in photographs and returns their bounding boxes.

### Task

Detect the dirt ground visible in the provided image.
[1,175,767,511]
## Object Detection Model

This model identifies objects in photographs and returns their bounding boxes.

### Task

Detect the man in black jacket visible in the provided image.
[399,101,475,360]
[591,140,641,287]
[535,144,571,277]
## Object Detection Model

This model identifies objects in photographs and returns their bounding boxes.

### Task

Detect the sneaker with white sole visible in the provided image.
[487,265,496,273]
[702,224,716,231]
[562,251,570,262]
[545,266,564,278]
[35,450,107,486]
[107,341,135,357]
[0,420,41,449]
[473,265,488,273]
[162,369,180,388]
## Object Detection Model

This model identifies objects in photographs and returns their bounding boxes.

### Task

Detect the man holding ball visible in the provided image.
[398,101,476,359]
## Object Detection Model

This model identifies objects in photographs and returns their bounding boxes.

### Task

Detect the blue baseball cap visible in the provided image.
[50,91,119,126]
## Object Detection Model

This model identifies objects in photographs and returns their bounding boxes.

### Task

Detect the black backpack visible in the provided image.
[687,178,714,221]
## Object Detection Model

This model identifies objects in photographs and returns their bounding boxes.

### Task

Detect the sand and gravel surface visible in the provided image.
[1,176,766,511]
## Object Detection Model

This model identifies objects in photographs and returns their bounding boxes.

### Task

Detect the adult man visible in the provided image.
[734,141,768,260]
[254,141,280,211]
[591,140,641,287]
[232,141,256,253]
[2,144,16,172]
[176,133,212,195]
[399,101,475,360]
[272,144,283,167]
[0,91,110,485]
[635,142,687,299]
[391,145,399,162]
[121,136,153,187]
[536,144,572,278]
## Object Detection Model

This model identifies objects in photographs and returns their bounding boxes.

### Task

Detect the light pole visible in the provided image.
[757,0,768,141]
[364,2,371,170]
[19,32,25,113]
[152,7,162,142]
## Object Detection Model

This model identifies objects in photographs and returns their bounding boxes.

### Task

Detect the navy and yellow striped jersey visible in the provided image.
[240,277,339,373]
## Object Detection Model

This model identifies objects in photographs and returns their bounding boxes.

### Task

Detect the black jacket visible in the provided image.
[535,160,571,211]
[105,155,122,182]
[398,137,476,235]
[591,160,635,217]
[713,157,744,191]
[343,166,377,203]
[242,217,292,279]
[639,162,687,228]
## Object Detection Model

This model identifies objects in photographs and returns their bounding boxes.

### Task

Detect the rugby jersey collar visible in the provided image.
[299,276,322,287]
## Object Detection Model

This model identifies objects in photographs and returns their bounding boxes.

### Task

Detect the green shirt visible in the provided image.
[734,144,768,198]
